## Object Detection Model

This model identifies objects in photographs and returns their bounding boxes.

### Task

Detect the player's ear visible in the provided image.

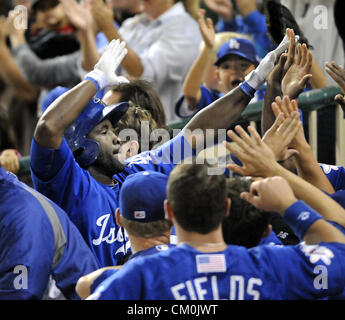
[224,197,231,218]
[128,140,139,157]
[262,224,273,238]
[216,68,221,83]
[115,208,123,226]
[164,199,173,221]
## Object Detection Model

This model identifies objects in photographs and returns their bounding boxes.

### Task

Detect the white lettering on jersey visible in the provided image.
[300,244,335,266]
[320,163,339,174]
[92,214,131,255]
[171,275,262,300]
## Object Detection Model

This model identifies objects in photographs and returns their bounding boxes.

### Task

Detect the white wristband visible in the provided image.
[84,69,108,91]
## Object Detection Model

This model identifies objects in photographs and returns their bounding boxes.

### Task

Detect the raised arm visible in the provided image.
[90,0,143,78]
[183,9,216,110]
[241,176,345,245]
[183,28,294,150]
[59,0,100,71]
[225,123,345,228]
[271,95,335,193]
[0,15,38,102]
[33,39,128,149]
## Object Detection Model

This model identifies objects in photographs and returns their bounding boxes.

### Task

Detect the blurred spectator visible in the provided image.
[107,0,143,26]
[281,0,343,85]
[90,0,202,123]
[202,0,275,58]
[177,9,260,118]
[334,0,345,61]
[29,0,80,59]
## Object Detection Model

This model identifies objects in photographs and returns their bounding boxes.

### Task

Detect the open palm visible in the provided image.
[281,43,312,99]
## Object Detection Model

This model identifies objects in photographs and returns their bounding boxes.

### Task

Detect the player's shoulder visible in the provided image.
[320,163,345,175]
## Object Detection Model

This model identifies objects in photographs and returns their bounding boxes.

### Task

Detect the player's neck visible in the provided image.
[88,167,116,186]
[176,227,227,252]
[129,234,170,253]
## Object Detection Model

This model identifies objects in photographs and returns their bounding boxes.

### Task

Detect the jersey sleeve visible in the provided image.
[88,261,143,300]
[30,138,93,216]
[257,242,345,299]
[124,132,195,176]
[320,164,345,191]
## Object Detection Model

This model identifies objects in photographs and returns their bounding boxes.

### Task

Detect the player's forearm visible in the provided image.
[261,81,281,134]
[271,165,345,227]
[34,81,97,149]
[0,46,38,102]
[309,56,327,89]
[294,143,335,194]
[79,28,100,71]
[183,46,213,109]
[184,86,251,149]
[304,220,345,244]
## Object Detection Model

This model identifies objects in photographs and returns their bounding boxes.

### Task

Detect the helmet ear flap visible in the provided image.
[73,138,101,169]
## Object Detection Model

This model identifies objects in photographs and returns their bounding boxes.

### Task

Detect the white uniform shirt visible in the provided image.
[118,2,202,123]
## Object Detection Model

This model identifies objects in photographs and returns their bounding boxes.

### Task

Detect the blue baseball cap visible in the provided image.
[119,171,169,223]
[214,38,259,66]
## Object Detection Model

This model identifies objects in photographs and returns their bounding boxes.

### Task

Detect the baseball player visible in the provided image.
[0,165,98,299]
[76,170,174,299]
[30,30,294,267]
[87,163,345,300]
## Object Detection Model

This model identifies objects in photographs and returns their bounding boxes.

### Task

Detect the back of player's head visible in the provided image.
[222,177,271,248]
[167,161,227,234]
[110,80,167,127]
[119,171,172,237]
[114,103,166,152]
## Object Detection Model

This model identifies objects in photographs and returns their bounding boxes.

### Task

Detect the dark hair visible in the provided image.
[167,162,227,234]
[114,103,160,152]
[111,80,167,127]
[32,0,59,12]
[222,177,271,248]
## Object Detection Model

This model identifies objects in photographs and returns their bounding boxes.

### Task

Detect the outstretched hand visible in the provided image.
[59,0,94,32]
[281,42,313,99]
[224,125,279,177]
[86,39,129,89]
[262,110,300,161]
[201,0,233,21]
[271,95,306,149]
[198,9,215,49]
[325,61,345,112]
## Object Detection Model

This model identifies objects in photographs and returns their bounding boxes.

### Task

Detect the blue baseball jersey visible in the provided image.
[90,244,174,294]
[258,230,283,246]
[320,163,345,191]
[30,133,194,268]
[89,241,345,300]
[0,167,98,299]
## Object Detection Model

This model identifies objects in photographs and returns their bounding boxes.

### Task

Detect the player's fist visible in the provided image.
[240,176,297,214]
[0,149,19,174]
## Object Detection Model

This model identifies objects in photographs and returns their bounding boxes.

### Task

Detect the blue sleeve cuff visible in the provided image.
[284,200,323,240]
